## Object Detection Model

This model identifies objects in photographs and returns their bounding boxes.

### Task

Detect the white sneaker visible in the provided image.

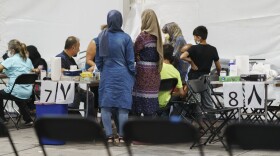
[24,121,33,126]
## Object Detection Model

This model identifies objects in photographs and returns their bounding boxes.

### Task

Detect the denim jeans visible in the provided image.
[101,107,129,137]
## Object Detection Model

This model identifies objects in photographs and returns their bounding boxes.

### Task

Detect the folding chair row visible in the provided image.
[225,123,280,156]
[207,74,279,124]
[34,116,204,156]
[34,116,112,156]
[241,98,279,124]
[124,118,204,156]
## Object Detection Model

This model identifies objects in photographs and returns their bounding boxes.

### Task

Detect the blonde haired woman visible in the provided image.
[0,39,38,125]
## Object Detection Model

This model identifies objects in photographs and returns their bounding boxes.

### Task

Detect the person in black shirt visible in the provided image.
[27,45,48,70]
[56,36,95,118]
[26,45,48,113]
[180,26,221,112]
[181,26,221,79]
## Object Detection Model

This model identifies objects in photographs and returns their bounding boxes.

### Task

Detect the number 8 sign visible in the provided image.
[223,82,243,108]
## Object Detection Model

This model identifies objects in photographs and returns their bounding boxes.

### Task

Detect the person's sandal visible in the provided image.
[107,136,115,146]
[118,137,125,146]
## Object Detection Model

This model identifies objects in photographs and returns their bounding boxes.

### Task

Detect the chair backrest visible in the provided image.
[0,122,19,156]
[76,50,87,69]
[14,73,38,85]
[9,73,38,96]
[207,74,222,89]
[225,123,280,155]
[34,116,111,156]
[123,119,204,156]
[187,76,208,93]
[159,78,178,92]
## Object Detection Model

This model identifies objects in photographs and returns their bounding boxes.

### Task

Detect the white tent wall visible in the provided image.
[0,0,124,61]
[2,0,280,71]
[1,0,280,104]
[124,0,280,72]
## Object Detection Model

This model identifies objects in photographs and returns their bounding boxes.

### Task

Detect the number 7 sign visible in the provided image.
[40,81,75,104]
[223,82,243,108]
[40,81,58,103]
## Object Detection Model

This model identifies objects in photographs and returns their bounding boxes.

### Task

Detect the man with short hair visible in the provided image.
[56,36,95,118]
[181,26,221,111]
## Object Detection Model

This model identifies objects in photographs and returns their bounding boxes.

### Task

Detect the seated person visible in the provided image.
[158,44,185,116]
[27,45,48,70]
[56,36,95,118]
[26,45,48,114]
[0,39,40,125]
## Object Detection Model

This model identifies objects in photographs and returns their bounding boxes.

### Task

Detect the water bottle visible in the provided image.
[228,59,237,76]
[220,70,227,76]
[93,67,100,80]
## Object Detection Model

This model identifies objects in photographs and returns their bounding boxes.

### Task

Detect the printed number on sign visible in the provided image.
[229,92,238,106]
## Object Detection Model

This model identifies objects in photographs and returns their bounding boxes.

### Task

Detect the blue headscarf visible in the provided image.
[98,10,124,57]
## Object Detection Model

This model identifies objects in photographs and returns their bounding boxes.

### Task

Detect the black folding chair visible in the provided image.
[243,98,277,123]
[3,73,38,129]
[156,78,178,116]
[185,76,236,148]
[225,123,280,156]
[123,118,204,156]
[206,75,225,107]
[34,116,111,156]
[0,122,19,156]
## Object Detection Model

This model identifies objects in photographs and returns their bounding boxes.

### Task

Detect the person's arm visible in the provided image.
[126,37,135,75]
[180,44,192,53]
[0,64,5,72]
[180,52,198,70]
[214,60,221,75]
[172,87,186,98]
[41,59,48,71]
[95,42,103,72]
[134,34,144,62]
[173,37,186,55]
[86,40,96,72]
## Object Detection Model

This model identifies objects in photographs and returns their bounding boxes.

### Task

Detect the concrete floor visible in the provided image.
[1,123,280,156]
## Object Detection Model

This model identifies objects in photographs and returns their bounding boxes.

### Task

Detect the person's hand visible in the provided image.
[191,62,198,70]
[33,68,40,74]
[87,66,95,72]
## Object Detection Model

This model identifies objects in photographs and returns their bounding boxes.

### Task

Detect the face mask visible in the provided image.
[195,40,200,45]
[164,34,170,44]
[7,51,13,57]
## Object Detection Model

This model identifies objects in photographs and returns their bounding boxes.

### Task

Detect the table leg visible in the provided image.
[86,84,89,117]
[265,84,268,123]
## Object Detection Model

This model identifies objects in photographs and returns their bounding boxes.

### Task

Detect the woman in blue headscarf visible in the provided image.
[95,10,135,144]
